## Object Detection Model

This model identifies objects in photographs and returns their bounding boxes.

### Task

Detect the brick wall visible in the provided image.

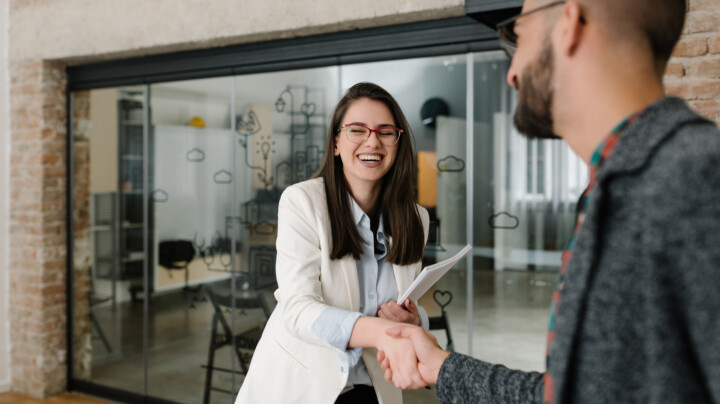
[8,60,69,397]
[71,91,92,381]
[665,0,720,124]
[8,61,91,398]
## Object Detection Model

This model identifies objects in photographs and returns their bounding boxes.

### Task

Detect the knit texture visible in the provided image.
[435,97,720,404]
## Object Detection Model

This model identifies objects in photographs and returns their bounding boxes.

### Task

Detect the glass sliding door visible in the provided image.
[71,47,592,403]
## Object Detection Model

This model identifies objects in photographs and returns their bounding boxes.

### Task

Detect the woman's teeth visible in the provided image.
[359,155,381,161]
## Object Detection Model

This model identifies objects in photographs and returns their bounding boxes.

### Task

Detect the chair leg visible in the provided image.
[90,312,112,353]
[204,315,219,404]
[442,310,454,352]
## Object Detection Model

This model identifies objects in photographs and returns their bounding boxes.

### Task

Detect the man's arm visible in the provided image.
[436,353,544,404]
[379,326,545,403]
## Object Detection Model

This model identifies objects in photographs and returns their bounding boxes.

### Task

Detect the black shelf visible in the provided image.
[117,92,153,290]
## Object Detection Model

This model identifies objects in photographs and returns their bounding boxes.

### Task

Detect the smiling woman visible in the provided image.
[236,82,431,403]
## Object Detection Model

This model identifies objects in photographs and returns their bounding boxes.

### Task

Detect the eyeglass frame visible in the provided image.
[337,123,403,146]
[496,1,567,58]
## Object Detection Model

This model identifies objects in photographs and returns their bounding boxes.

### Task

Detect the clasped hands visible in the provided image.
[375,300,450,390]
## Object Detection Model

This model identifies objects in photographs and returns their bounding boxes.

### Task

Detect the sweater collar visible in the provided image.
[595,97,710,183]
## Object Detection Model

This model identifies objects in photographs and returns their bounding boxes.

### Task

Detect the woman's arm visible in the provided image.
[274,184,343,348]
[348,316,428,389]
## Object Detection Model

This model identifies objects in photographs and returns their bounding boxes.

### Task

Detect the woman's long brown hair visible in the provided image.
[313,82,424,266]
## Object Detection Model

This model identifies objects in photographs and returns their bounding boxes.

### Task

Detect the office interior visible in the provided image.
[72,51,587,403]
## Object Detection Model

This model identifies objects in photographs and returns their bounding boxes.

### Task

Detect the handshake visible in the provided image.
[375,324,451,390]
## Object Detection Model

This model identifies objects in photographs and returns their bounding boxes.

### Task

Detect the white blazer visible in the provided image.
[236,178,429,404]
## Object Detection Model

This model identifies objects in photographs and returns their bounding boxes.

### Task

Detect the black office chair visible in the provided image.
[159,239,206,308]
[158,239,196,289]
[202,282,275,404]
[428,289,454,352]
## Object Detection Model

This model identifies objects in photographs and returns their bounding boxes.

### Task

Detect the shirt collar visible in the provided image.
[349,195,386,238]
[589,109,645,176]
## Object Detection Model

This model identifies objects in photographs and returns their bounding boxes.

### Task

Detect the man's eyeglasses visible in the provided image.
[496,1,567,58]
[338,124,403,146]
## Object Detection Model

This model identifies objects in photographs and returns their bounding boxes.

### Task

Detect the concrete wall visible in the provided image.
[9,0,465,63]
[1,0,11,393]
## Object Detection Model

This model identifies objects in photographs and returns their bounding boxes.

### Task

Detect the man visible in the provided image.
[378,0,720,403]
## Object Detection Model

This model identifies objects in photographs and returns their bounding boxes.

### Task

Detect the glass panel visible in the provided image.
[72,86,148,396]
[341,55,467,401]
[144,76,234,403]
[342,54,470,348]
[472,51,589,371]
[138,69,340,403]
[223,68,340,399]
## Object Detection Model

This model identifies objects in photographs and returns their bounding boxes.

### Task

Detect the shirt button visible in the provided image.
[369,294,375,300]
[340,366,346,372]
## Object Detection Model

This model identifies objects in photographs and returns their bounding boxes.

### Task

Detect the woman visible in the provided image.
[236,82,430,404]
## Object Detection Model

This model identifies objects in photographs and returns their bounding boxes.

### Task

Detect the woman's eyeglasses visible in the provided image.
[339,124,402,146]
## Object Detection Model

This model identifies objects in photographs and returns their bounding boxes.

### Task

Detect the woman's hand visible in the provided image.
[377,299,419,325]
[377,326,447,386]
[348,317,426,389]
[376,325,427,389]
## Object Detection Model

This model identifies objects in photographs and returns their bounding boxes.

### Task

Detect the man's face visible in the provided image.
[506,1,561,140]
[514,37,559,139]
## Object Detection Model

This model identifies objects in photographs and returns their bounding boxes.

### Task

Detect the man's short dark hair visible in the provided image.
[580,0,686,73]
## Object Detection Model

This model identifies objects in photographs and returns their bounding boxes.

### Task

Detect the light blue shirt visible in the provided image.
[311,196,429,389]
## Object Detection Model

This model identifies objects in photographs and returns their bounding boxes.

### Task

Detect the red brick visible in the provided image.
[684,11,720,35]
[690,0,720,12]
[665,80,720,100]
[42,284,66,297]
[43,165,66,177]
[710,34,720,54]
[665,61,685,78]
[684,56,720,78]
[672,36,708,57]
[690,100,720,120]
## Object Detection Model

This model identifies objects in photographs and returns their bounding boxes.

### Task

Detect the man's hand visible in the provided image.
[375,325,428,389]
[377,299,420,326]
[377,326,450,386]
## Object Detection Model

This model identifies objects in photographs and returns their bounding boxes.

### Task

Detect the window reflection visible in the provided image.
[74,52,588,402]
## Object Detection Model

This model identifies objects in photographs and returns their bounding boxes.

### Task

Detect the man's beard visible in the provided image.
[513,37,560,140]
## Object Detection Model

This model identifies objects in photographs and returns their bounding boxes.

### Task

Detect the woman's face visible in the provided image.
[334,97,399,192]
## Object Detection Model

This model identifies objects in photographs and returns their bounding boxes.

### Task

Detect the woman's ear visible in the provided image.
[333,140,340,157]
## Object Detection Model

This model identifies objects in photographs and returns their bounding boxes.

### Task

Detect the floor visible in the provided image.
[0,393,111,404]
[83,269,556,404]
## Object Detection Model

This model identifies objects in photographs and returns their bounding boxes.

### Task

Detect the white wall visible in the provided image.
[0,0,12,394]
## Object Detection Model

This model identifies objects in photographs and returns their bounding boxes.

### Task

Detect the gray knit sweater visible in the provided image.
[435,97,720,404]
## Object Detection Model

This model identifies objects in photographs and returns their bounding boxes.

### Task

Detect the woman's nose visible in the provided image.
[364,130,381,147]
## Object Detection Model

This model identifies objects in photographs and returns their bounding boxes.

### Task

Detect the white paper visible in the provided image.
[398,244,472,303]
